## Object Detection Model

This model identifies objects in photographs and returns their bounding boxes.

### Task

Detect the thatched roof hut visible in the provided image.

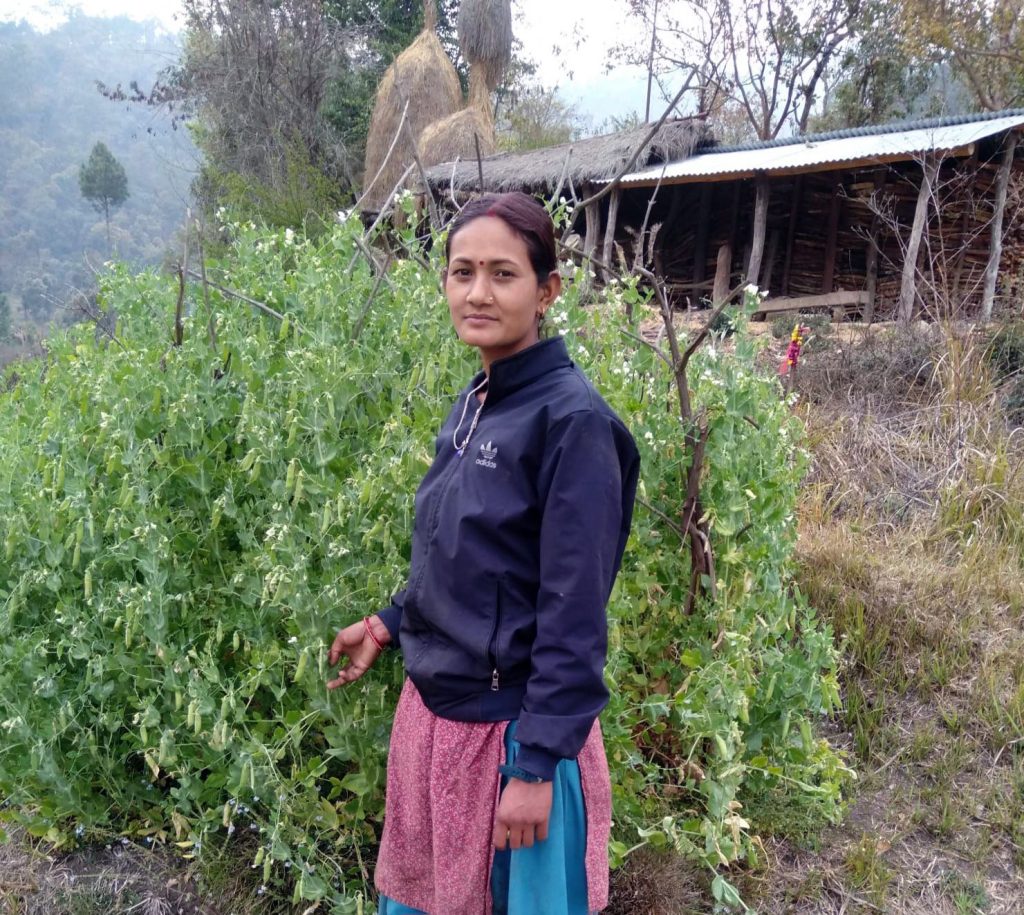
[424,118,709,196]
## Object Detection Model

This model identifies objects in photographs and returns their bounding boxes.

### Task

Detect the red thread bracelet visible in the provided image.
[364,616,385,652]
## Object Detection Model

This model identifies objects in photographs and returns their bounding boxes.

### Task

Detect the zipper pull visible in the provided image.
[491,669,500,691]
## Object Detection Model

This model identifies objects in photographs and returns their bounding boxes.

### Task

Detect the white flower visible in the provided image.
[284,228,295,245]
[744,282,759,295]
[644,431,654,442]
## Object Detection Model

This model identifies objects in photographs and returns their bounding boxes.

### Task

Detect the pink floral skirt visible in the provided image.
[375,678,611,914]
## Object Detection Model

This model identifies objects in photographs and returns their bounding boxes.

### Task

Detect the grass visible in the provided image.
[741,321,1024,913]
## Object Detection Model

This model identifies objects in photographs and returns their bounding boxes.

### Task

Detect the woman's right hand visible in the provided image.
[326,616,390,689]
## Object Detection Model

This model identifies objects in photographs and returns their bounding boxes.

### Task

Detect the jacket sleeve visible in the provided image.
[513,408,637,780]
[376,589,406,649]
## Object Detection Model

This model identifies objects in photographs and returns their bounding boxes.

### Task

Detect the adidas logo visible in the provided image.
[475,441,498,469]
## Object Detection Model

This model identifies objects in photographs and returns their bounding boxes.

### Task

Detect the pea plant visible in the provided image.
[0,212,849,910]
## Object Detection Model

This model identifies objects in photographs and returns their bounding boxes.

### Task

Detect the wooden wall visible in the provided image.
[616,134,1024,319]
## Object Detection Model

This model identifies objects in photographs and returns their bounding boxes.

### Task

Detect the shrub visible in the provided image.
[985,320,1024,427]
[0,215,848,910]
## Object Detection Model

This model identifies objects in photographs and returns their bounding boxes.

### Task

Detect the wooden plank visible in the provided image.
[757,291,870,314]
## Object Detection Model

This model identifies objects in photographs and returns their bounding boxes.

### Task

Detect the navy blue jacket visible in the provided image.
[377,336,640,780]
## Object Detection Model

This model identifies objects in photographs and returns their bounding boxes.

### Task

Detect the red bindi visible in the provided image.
[479,260,484,265]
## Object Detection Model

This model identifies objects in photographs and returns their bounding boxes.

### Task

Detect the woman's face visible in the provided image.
[445,216,560,371]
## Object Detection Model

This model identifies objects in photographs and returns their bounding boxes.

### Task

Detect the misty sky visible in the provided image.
[0,0,659,124]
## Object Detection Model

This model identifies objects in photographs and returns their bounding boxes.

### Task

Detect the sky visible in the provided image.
[0,0,659,125]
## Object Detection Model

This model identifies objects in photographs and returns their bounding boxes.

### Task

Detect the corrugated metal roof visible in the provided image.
[615,110,1024,186]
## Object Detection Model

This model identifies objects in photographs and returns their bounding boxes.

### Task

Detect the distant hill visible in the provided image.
[0,14,197,330]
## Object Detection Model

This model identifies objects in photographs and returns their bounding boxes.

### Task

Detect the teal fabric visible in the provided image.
[378,720,592,914]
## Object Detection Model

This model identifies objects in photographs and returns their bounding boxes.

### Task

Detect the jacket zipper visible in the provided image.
[489,581,502,691]
[405,435,473,608]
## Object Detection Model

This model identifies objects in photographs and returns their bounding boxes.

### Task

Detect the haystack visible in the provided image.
[420,105,497,173]
[458,0,513,91]
[362,28,461,212]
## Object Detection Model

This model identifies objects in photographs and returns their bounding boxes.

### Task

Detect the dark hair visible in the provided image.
[444,192,557,284]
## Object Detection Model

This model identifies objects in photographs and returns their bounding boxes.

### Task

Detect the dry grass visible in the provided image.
[737,322,1024,914]
[0,829,217,915]
[606,849,709,915]
[361,28,462,211]
[419,104,496,175]
[456,0,513,91]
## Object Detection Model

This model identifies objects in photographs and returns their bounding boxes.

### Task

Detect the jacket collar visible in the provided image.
[469,336,572,405]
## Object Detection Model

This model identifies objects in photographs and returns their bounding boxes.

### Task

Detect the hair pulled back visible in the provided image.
[444,192,557,284]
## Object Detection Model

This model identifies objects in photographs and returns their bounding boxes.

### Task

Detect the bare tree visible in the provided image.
[104,0,358,195]
[619,0,863,288]
[899,0,1024,112]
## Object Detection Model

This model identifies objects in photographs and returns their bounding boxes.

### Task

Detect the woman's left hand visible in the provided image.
[492,779,553,850]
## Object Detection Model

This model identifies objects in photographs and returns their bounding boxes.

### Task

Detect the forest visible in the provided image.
[0,15,197,346]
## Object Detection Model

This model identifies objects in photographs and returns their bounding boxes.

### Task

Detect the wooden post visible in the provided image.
[822,175,842,294]
[583,201,600,260]
[898,155,940,323]
[980,131,1019,322]
[691,184,713,305]
[712,242,732,304]
[780,175,803,296]
[602,188,622,281]
[863,168,886,325]
[746,174,770,285]
[710,182,742,302]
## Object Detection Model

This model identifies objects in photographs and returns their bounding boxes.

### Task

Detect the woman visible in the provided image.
[327,192,639,915]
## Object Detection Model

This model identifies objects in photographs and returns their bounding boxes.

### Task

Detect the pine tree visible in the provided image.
[79,141,129,249]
